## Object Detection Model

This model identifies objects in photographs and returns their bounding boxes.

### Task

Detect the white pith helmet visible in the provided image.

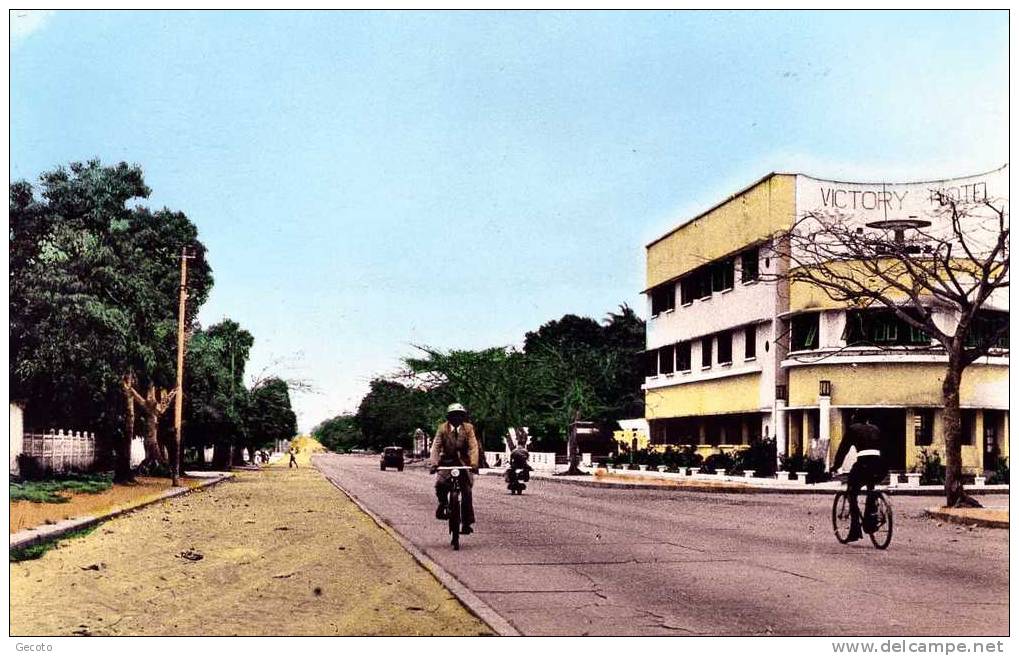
[446,403,467,416]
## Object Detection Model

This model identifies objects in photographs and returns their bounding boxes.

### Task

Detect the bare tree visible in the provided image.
[123,373,179,483]
[769,191,1008,507]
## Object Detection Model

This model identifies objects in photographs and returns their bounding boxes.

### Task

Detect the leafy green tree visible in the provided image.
[522,305,645,449]
[245,377,298,459]
[403,347,545,452]
[356,379,438,451]
[312,414,361,453]
[10,161,213,482]
[183,320,254,469]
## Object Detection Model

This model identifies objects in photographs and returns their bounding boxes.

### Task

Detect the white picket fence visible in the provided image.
[20,430,97,474]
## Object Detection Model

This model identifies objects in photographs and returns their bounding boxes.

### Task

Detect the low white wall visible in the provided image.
[483,450,558,470]
[10,403,24,475]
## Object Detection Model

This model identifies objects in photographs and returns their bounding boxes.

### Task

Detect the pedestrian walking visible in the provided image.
[289,447,298,469]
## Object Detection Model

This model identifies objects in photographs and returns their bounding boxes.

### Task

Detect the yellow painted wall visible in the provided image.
[646,174,796,289]
[787,363,1008,408]
[613,429,649,450]
[788,259,994,312]
[645,373,762,419]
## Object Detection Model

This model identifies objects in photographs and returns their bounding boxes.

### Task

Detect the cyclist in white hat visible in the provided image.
[430,403,480,533]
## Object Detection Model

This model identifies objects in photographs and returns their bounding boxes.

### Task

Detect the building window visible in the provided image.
[717,330,732,364]
[697,268,713,299]
[844,309,931,347]
[644,350,659,378]
[961,411,976,445]
[650,283,675,316]
[680,277,696,305]
[659,344,675,375]
[711,259,735,292]
[744,324,756,359]
[681,267,717,304]
[966,310,1009,350]
[790,313,819,351]
[914,410,934,446]
[741,248,760,283]
[677,341,691,372]
[701,336,712,368]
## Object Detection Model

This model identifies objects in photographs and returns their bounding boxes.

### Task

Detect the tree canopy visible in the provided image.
[10,160,213,437]
[340,305,645,453]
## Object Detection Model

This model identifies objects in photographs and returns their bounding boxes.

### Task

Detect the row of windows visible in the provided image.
[648,247,761,317]
[645,325,757,377]
[788,309,1009,353]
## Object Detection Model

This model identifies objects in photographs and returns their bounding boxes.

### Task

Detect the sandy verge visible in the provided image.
[10,476,204,534]
[10,467,492,636]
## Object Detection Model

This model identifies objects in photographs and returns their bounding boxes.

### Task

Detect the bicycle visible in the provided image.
[831,478,894,549]
[437,466,472,550]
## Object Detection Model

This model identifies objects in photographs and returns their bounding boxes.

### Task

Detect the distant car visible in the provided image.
[380,446,404,471]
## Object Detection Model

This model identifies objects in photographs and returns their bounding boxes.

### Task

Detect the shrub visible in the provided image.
[780,453,829,483]
[10,473,113,504]
[988,456,1009,485]
[733,439,777,477]
[701,452,736,474]
[914,448,946,486]
[674,446,703,470]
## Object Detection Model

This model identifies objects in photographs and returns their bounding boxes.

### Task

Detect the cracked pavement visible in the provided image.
[315,454,1008,636]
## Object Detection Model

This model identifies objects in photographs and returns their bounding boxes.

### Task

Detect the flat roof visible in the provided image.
[645,163,1008,250]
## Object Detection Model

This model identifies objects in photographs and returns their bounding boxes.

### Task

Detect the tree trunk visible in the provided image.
[212,442,232,470]
[232,444,247,466]
[943,351,981,508]
[142,412,165,465]
[166,435,181,486]
[116,383,136,483]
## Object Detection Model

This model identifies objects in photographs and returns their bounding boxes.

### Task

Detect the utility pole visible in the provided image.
[173,246,195,486]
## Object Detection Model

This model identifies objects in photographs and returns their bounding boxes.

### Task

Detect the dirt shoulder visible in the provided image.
[10,476,204,534]
[10,467,492,636]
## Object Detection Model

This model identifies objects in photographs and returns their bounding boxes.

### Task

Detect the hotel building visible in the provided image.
[643,167,1008,474]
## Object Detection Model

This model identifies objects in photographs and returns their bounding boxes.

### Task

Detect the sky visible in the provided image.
[9,10,1008,432]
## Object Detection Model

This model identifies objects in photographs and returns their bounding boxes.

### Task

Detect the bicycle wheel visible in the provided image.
[831,492,854,544]
[448,489,461,551]
[868,493,893,550]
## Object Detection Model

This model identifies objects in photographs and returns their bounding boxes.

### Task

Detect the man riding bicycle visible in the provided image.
[430,403,480,535]
[830,411,888,543]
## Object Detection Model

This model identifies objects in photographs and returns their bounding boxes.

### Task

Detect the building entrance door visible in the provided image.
[983,410,1003,471]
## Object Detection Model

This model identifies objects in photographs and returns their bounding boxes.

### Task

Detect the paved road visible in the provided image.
[316,454,1008,636]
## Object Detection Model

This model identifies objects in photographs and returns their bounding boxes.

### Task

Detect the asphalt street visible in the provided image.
[315,453,1008,636]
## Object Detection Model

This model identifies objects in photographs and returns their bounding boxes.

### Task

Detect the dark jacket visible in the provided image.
[833,421,882,471]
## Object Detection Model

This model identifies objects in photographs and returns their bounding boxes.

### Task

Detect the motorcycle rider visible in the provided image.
[430,403,480,534]
[505,432,533,487]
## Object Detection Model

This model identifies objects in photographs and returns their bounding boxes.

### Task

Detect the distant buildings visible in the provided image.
[643,167,1008,474]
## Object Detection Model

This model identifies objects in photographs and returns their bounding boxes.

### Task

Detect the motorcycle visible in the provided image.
[505,466,528,495]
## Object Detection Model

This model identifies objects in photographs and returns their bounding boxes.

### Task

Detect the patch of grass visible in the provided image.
[10,473,114,504]
[10,525,98,562]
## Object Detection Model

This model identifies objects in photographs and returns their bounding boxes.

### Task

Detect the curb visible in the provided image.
[479,470,1009,496]
[923,507,1009,529]
[10,473,234,551]
[315,459,520,637]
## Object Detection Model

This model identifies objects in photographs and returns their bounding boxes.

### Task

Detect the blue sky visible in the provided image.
[10,10,1008,432]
